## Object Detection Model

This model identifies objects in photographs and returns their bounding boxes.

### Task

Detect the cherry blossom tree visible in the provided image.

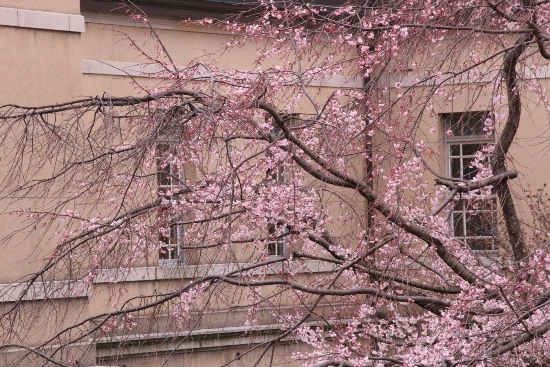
[2,1,550,366]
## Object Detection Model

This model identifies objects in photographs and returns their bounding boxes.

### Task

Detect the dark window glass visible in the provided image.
[462,144,481,156]
[442,112,491,137]
[157,141,184,264]
[453,213,465,237]
[466,212,492,237]
[468,238,493,251]
[462,158,477,180]
[267,224,288,257]
[450,145,461,156]
[451,158,462,178]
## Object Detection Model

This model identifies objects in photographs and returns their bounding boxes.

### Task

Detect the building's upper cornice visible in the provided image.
[80,0,259,20]
[80,0,346,20]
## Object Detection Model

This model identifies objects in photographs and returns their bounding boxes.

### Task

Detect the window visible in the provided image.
[265,121,292,257]
[156,142,184,265]
[268,123,288,183]
[267,159,288,185]
[159,218,184,263]
[156,142,184,200]
[271,163,288,184]
[443,112,497,250]
[267,223,289,257]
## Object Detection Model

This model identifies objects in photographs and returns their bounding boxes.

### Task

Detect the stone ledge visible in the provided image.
[82,59,364,88]
[0,259,336,301]
[0,7,85,33]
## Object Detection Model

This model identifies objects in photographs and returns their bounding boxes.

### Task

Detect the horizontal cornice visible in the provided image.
[81,59,364,88]
[80,0,348,20]
[0,6,85,32]
[80,0,259,20]
[0,259,337,302]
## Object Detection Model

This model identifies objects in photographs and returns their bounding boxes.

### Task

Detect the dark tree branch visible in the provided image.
[492,34,532,262]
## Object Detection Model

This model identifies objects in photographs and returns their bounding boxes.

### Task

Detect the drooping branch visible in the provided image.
[219,276,452,313]
[0,90,213,118]
[5,256,290,363]
[526,19,550,59]
[294,250,462,295]
[0,199,162,320]
[487,318,550,357]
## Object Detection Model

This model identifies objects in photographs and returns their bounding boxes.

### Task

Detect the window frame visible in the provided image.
[264,118,294,258]
[442,112,497,250]
[267,223,290,258]
[156,141,185,266]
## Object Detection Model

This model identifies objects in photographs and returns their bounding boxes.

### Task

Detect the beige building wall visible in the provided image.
[0,0,84,282]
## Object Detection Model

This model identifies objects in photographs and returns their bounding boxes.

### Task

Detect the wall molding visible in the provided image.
[82,59,364,88]
[0,7,84,33]
[0,279,90,302]
[96,317,348,360]
[389,65,550,88]
[82,59,172,77]
[0,259,336,302]
[95,324,284,359]
[83,11,232,34]
[92,259,338,284]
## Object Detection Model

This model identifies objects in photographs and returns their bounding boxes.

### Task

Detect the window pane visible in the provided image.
[276,166,286,184]
[462,158,477,180]
[462,144,481,156]
[464,199,495,211]
[170,225,178,244]
[159,247,170,260]
[450,145,461,157]
[277,240,285,257]
[451,158,461,178]
[453,213,465,237]
[445,115,463,136]
[443,112,489,137]
[157,170,171,187]
[174,246,180,259]
[453,200,464,210]
[466,212,492,237]
[468,238,493,250]
[268,241,277,256]
[463,113,485,135]
[157,143,170,154]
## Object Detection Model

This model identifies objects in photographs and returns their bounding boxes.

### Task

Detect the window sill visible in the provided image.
[158,259,183,267]
[0,260,338,301]
[473,249,501,266]
[92,259,337,284]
